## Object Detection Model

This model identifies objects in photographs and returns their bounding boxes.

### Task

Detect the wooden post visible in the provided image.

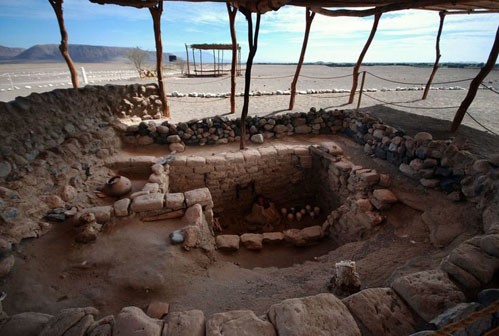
[239,8,261,150]
[423,11,446,100]
[48,0,79,88]
[200,49,203,74]
[289,8,315,110]
[356,71,366,113]
[227,2,238,114]
[213,49,216,75]
[149,1,169,118]
[185,44,190,76]
[192,46,196,73]
[452,26,499,132]
[348,13,381,104]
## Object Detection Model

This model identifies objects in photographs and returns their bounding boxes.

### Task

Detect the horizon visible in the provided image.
[0,1,498,64]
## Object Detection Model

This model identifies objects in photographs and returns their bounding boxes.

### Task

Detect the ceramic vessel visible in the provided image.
[102,175,132,197]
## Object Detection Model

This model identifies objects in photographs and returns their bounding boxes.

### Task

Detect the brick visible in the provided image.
[131,193,165,212]
[186,156,206,167]
[114,198,131,217]
[165,193,185,210]
[243,149,261,163]
[206,155,226,165]
[194,165,215,174]
[184,188,214,209]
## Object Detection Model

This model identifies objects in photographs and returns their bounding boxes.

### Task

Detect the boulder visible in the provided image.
[443,238,499,286]
[62,185,77,202]
[216,235,240,252]
[414,132,433,142]
[250,134,264,144]
[181,226,200,251]
[421,205,480,248]
[262,232,284,244]
[146,301,170,319]
[81,206,113,223]
[267,293,361,336]
[183,204,203,226]
[391,270,465,322]
[39,307,98,336]
[206,310,276,336]
[165,310,205,336]
[0,254,14,277]
[86,316,114,336]
[169,230,184,245]
[113,306,162,336]
[169,143,185,153]
[240,233,263,250]
[0,312,53,336]
[342,288,416,336]
[370,189,398,210]
[429,302,489,335]
[283,226,322,247]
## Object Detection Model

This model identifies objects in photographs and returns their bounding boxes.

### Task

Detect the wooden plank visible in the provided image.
[142,209,185,221]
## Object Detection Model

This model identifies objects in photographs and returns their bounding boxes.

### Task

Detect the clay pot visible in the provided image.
[102,175,132,197]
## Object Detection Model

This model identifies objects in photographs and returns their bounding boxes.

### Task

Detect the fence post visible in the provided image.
[356,71,367,114]
[80,67,88,85]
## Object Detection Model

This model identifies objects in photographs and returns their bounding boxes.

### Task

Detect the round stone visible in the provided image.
[0,161,12,178]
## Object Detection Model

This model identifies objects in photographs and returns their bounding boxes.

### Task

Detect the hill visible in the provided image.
[7,44,176,63]
[0,45,25,61]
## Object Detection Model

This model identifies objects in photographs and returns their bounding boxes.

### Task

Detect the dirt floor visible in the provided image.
[1,130,483,319]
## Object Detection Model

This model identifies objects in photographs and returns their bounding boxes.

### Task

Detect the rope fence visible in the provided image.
[365,71,475,86]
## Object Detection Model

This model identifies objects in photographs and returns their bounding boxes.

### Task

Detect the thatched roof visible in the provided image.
[89,0,499,14]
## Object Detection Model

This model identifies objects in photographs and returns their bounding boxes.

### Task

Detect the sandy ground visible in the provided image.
[0,63,496,321]
[2,135,482,320]
[1,63,499,135]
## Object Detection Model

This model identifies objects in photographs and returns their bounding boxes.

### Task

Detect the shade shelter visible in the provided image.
[185,43,242,77]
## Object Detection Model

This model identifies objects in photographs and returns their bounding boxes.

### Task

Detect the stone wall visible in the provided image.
[0,84,162,182]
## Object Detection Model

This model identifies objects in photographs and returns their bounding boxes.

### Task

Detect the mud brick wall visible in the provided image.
[169,144,315,215]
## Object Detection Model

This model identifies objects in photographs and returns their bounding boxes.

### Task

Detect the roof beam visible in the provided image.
[311,0,476,17]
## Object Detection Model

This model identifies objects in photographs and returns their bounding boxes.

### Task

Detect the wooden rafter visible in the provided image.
[49,0,79,89]
[311,0,477,17]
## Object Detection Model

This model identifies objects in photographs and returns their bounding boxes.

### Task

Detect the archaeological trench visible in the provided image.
[0,83,498,335]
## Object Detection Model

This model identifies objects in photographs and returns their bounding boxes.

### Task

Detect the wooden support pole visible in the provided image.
[200,49,203,74]
[423,11,446,100]
[239,8,261,150]
[48,0,79,88]
[213,49,216,74]
[349,13,381,104]
[185,44,190,76]
[149,1,169,118]
[227,2,238,114]
[356,71,367,113]
[451,26,499,132]
[289,7,315,110]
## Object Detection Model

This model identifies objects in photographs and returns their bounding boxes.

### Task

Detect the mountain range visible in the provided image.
[0,44,182,63]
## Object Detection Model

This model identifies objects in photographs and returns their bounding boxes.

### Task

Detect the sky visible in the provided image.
[0,0,498,63]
